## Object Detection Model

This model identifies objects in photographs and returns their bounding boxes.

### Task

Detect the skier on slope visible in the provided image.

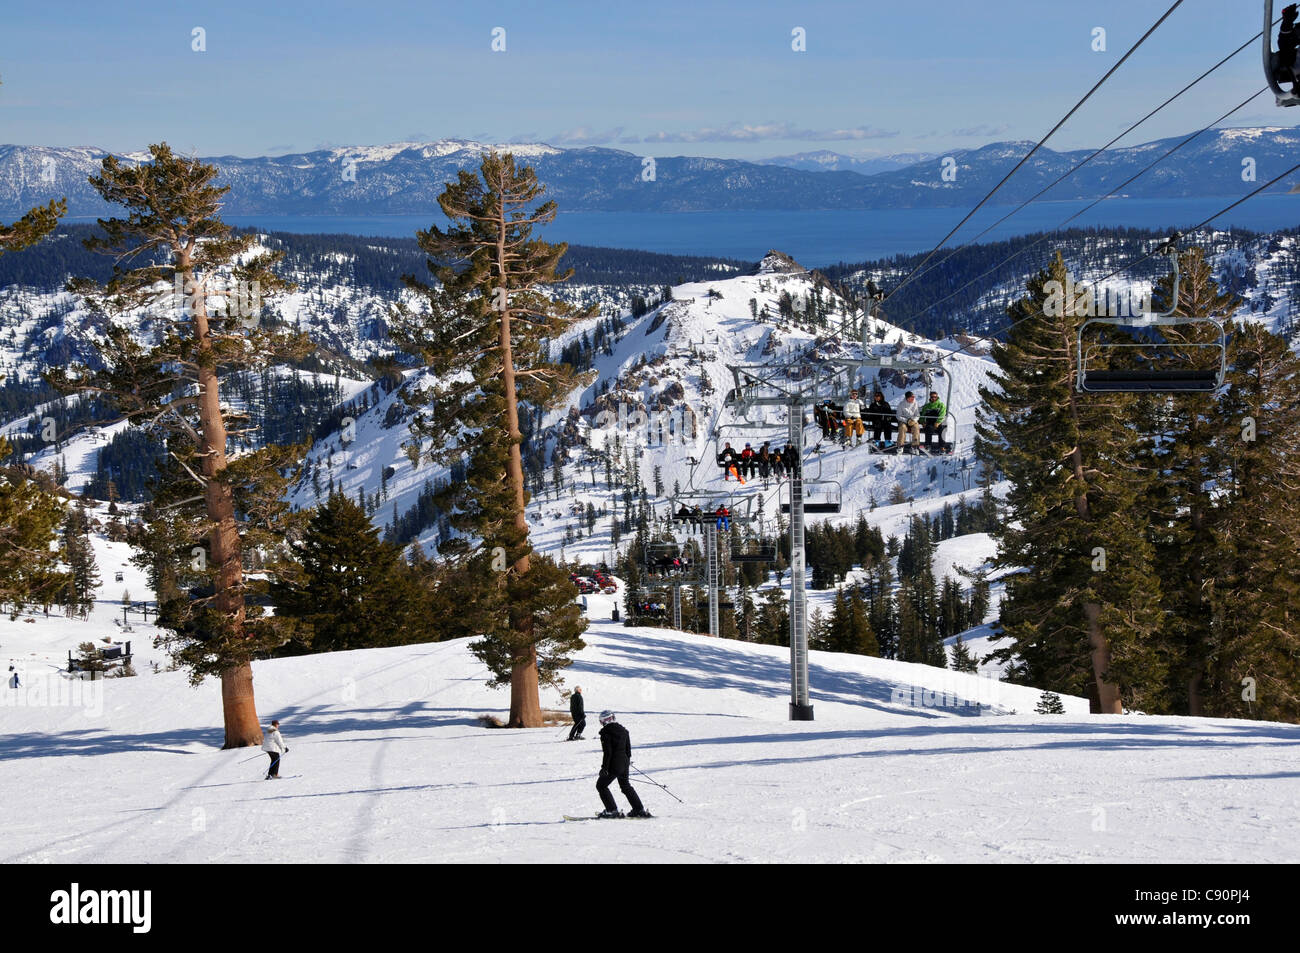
[261,719,288,779]
[596,711,651,818]
[568,686,586,741]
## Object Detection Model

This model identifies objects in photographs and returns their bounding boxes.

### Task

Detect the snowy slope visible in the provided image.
[3,610,1297,864]
[288,253,1000,566]
[1,502,172,683]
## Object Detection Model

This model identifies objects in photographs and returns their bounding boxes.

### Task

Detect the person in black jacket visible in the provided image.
[717,442,739,481]
[782,443,800,478]
[568,686,586,741]
[596,711,651,818]
[866,391,894,445]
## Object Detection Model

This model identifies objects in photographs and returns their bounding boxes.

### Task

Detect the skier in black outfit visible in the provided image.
[596,711,651,818]
[568,686,586,741]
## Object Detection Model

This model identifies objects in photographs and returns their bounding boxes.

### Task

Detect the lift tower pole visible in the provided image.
[705,521,720,638]
[787,399,813,720]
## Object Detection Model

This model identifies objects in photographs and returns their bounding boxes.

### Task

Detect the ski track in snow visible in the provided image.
[4,609,1299,863]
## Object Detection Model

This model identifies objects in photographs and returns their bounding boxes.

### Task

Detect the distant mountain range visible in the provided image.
[3,127,1299,218]
[754,150,940,174]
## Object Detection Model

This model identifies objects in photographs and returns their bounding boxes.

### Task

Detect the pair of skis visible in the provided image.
[562,813,654,821]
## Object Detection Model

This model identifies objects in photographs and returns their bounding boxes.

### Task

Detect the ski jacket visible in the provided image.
[741,448,754,461]
[867,398,893,422]
[717,446,738,466]
[896,400,921,424]
[920,399,947,425]
[843,399,863,419]
[783,447,798,467]
[570,691,584,720]
[599,721,632,773]
[261,726,286,754]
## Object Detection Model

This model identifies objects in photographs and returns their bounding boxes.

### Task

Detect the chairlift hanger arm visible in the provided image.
[1265,2,1300,106]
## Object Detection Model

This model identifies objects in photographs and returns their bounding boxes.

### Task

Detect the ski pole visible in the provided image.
[632,763,683,803]
[238,752,264,764]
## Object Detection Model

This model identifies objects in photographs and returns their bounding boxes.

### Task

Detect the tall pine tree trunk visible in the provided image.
[1067,379,1123,714]
[496,206,541,729]
[1186,505,1206,716]
[189,263,262,747]
[1083,601,1122,713]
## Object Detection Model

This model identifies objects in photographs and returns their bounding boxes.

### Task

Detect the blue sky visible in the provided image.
[1,0,1292,158]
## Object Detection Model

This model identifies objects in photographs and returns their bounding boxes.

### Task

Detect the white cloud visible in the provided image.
[636,122,898,143]
[545,127,627,146]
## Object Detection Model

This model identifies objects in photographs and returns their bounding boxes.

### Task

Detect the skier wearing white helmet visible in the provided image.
[596,711,651,819]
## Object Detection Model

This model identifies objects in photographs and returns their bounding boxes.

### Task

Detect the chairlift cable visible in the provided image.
[911,86,1267,346]
[892,29,1266,301]
[883,0,1189,304]
[936,147,1300,367]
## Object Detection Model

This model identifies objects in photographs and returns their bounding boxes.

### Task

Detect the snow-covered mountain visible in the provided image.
[756,150,940,174]
[284,251,999,567]
[6,127,1300,217]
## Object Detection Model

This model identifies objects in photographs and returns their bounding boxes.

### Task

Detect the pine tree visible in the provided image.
[53,144,300,746]
[865,558,898,659]
[807,607,829,652]
[754,586,789,646]
[392,153,589,727]
[827,587,879,656]
[61,504,100,620]
[1134,247,1238,715]
[950,635,980,673]
[1205,321,1300,722]
[0,77,65,258]
[977,252,1164,712]
[0,438,66,615]
[270,493,435,652]
[1035,691,1066,714]
[0,198,65,255]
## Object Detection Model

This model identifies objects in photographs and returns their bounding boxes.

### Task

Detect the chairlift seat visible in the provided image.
[1080,369,1219,393]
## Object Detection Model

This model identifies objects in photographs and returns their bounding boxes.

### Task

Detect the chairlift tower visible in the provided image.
[785,397,812,720]
[705,522,721,639]
[725,358,844,721]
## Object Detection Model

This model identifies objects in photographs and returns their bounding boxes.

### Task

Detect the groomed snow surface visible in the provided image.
[4,591,1298,863]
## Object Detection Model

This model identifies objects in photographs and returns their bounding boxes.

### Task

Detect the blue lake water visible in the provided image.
[220,195,1300,267]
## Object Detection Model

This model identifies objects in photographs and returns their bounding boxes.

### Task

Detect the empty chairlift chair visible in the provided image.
[780,480,842,515]
[731,537,777,563]
[1076,237,1226,394]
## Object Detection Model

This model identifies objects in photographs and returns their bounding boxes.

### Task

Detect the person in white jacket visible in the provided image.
[896,391,922,452]
[841,391,865,447]
[262,719,288,779]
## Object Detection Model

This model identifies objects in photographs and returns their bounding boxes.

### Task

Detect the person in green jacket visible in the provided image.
[920,390,948,451]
